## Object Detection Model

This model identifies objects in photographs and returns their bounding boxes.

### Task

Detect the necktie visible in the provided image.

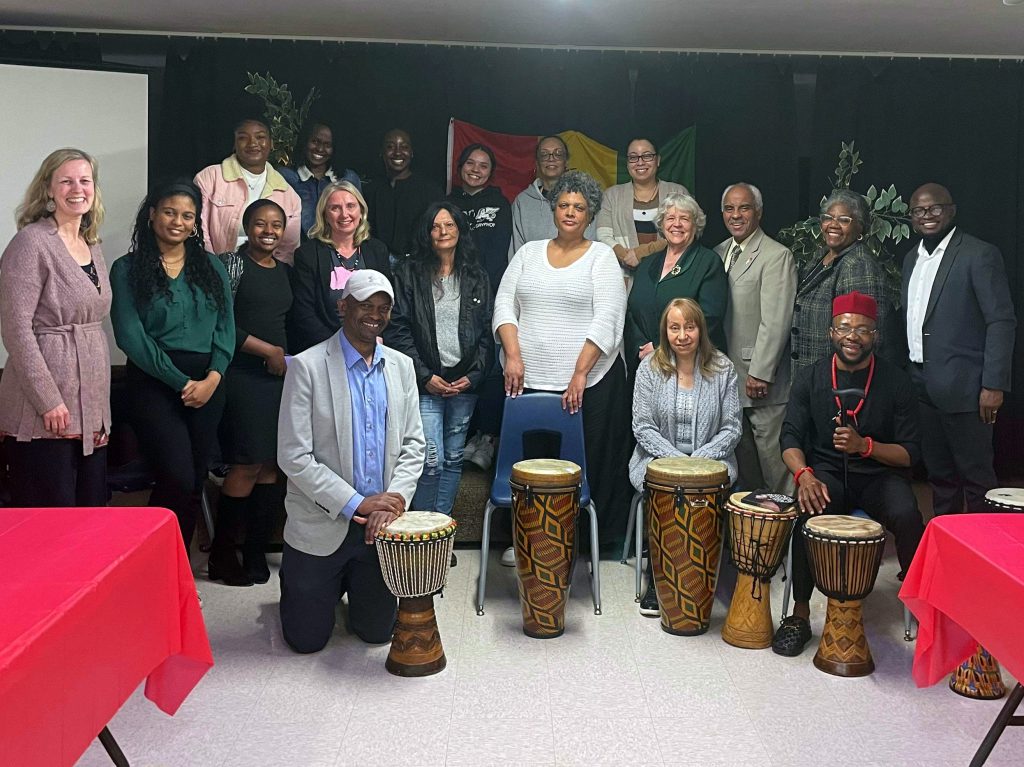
[727,243,742,273]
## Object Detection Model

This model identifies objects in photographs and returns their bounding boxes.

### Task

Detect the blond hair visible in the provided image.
[309,180,370,247]
[16,148,105,245]
[650,297,725,379]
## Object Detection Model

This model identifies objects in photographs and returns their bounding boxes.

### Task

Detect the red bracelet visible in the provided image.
[793,466,814,488]
[859,437,874,458]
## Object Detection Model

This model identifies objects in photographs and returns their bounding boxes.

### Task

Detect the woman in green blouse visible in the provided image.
[111,179,234,553]
[625,193,728,375]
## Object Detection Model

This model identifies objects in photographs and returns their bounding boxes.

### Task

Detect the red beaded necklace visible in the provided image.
[831,353,875,425]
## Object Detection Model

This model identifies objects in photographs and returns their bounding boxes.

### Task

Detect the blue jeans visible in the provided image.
[413,393,479,515]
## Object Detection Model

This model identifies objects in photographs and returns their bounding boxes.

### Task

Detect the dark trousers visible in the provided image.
[792,468,924,603]
[523,360,635,554]
[4,437,107,507]
[279,524,397,653]
[914,393,996,517]
[126,353,225,549]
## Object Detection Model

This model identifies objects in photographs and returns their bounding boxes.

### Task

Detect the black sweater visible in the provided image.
[446,186,512,296]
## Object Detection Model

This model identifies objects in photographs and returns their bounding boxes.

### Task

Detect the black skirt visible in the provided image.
[220,361,284,465]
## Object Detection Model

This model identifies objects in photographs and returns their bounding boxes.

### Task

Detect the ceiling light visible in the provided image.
[1003,0,1024,6]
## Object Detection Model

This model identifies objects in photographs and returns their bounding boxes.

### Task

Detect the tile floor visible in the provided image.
[75,542,1021,767]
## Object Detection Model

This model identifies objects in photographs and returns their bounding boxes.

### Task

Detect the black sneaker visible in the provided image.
[639,582,660,617]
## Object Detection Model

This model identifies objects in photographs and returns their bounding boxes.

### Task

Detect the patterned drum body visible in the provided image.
[803,515,886,677]
[722,493,797,649]
[510,459,582,639]
[375,511,457,677]
[644,457,729,636]
[950,645,1007,700]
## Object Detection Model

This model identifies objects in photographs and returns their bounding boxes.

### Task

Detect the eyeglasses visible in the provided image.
[831,325,876,338]
[909,203,953,219]
[537,150,566,161]
[820,214,854,226]
[626,152,657,164]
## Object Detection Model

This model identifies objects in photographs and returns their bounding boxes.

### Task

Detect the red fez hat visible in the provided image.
[832,291,877,321]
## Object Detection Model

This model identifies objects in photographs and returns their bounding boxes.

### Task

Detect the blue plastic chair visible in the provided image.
[781,508,916,641]
[475,393,601,616]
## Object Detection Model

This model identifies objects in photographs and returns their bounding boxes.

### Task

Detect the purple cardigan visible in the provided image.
[0,218,112,454]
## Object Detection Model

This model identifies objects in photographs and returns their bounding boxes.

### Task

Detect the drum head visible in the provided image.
[377,510,457,541]
[985,488,1024,511]
[726,491,797,518]
[511,458,582,487]
[646,456,729,487]
[805,514,883,539]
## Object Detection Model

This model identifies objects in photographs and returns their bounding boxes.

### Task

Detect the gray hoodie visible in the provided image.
[509,179,598,258]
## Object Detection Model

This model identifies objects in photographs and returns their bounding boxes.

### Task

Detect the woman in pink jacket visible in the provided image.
[0,148,112,506]
[193,117,302,264]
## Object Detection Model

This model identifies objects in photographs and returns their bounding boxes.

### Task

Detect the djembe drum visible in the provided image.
[374,511,457,677]
[803,515,886,677]
[946,488,1024,699]
[644,456,730,636]
[510,459,581,639]
[722,492,798,649]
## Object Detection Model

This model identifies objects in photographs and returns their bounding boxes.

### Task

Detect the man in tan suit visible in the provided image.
[715,183,797,492]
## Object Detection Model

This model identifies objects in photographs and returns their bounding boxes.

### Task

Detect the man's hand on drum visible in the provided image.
[796,471,831,515]
[353,492,406,544]
[832,425,867,455]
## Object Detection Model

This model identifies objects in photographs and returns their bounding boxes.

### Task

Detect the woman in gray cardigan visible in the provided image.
[630,297,741,615]
[0,148,111,506]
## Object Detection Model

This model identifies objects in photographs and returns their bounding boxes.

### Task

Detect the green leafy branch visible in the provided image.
[777,141,910,295]
[244,72,320,166]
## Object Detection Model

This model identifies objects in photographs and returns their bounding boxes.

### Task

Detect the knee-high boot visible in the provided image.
[208,494,254,587]
[245,483,283,584]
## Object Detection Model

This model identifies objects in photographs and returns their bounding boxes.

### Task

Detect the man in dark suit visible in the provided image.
[902,183,1016,516]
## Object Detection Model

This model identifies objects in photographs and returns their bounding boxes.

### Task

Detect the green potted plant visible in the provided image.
[244,72,320,167]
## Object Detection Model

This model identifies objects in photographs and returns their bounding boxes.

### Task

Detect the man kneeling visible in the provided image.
[277,269,425,653]
[773,291,924,656]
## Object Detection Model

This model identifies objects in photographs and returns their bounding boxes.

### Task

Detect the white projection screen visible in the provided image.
[0,63,149,366]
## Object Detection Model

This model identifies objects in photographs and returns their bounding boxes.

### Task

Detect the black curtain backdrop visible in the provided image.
[1,32,1021,472]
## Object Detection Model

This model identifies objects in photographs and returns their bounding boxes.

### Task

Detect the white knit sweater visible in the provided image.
[493,240,626,391]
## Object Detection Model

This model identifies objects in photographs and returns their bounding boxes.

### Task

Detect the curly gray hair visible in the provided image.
[821,189,871,231]
[655,192,706,238]
[548,170,603,220]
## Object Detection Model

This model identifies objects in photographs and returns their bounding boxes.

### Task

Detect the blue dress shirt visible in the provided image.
[338,332,388,519]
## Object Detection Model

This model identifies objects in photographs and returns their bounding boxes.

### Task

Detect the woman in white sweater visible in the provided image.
[493,170,634,557]
[630,296,741,615]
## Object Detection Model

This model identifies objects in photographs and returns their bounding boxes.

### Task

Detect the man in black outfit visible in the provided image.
[772,291,925,656]
[365,128,442,258]
[902,183,1016,516]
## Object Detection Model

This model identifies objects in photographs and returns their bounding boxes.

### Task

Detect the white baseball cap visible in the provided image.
[341,269,394,302]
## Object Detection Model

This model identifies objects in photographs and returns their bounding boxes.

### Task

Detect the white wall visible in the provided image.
[0,63,149,366]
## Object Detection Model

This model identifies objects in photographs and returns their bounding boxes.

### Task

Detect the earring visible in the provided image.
[857,234,864,241]
[191,225,200,239]
[45,198,56,213]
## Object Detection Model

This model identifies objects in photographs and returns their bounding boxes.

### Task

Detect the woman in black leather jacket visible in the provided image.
[384,202,493,525]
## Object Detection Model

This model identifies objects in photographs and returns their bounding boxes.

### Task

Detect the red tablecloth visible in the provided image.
[0,507,213,766]
[900,513,1024,688]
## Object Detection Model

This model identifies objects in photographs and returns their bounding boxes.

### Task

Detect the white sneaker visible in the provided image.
[500,546,516,567]
[463,432,482,464]
[468,434,496,471]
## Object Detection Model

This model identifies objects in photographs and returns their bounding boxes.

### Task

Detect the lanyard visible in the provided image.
[831,353,875,425]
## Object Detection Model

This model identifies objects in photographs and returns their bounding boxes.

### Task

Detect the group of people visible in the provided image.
[0,121,1015,658]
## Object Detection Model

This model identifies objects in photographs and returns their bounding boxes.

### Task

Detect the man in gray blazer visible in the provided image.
[277,269,425,653]
[715,183,798,492]
[903,183,1016,516]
